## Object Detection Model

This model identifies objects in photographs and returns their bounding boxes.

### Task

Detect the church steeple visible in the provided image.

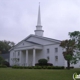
[37,2,41,26]
[35,2,44,37]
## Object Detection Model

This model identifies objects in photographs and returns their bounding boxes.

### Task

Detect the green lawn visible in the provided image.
[0,68,80,80]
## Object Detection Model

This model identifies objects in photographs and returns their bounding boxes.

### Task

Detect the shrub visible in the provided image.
[0,56,10,67]
[47,66,52,69]
[35,63,53,66]
[70,66,74,69]
[35,63,39,66]
[11,65,65,69]
[12,65,18,69]
[0,56,4,65]
[38,59,47,66]
[33,66,38,69]
[53,66,64,69]
[0,65,7,68]
[66,66,74,69]
[27,66,33,69]
[47,63,53,66]
[37,66,42,69]
[42,66,47,69]
[3,61,10,67]
[24,66,28,69]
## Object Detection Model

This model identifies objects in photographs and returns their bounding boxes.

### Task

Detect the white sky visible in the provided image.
[0,0,80,43]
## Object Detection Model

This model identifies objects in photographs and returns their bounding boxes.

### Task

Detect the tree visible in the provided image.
[69,31,80,64]
[0,56,10,66]
[0,40,15,53]
[0,56,4,65]
[60,31,80,69]
[60,39,76,69]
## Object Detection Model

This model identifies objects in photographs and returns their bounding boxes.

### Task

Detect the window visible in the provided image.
[13,52,15,56]
[47,49,49,53]
[47,56,49,61]
[18,51,20,56]
[55,48,58,53]
[11,58,13,61]
[55,56,58,61]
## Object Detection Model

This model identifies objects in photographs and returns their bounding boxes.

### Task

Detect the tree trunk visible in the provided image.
[67,60,70,69]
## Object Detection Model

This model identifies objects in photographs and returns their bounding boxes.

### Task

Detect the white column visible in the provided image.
[15,51,17,65]
[26,50,28,66]
[33,48,36,66]
[19,51,22,66]
[14,51,16,65]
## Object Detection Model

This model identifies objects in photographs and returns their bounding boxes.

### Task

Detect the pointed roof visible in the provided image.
[37,2,41,26]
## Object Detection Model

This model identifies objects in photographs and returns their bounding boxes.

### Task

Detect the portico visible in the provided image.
[13,45,43,66]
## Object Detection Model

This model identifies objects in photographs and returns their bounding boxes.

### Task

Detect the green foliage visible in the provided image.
[69,31,80,64]
[47,66,53,69]
[37,66,42,69]
[35,63,53,66]
[12,66,65,69]
[60,39,75,69]
[0,56,9,67]
[38,59,48,65]
[71,52,80,64]
[3,61,10,67]
[0,40,15,53]
[65,54,72,61]
[0,56,4,65]
[42,66,47,69]
[66,66,74,69]
[52,66,64,69]
[60,31,80,69]
[0,65,7,68]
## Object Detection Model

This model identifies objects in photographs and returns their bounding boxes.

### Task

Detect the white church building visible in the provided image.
[10,4,80,68]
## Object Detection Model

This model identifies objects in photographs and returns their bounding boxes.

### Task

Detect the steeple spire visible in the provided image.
[37,2,41,26]
[34,3,44,37]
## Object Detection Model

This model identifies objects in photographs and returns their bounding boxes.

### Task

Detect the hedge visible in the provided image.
[12,66,65,69]
[35,63,53,66]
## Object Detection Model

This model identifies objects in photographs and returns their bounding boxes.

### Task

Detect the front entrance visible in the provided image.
[20,49,42,66]
[21,49,34,66]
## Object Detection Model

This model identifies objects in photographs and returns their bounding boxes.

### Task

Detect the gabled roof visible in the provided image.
[10,34,61,51]
[9,37,43,51]
[25,34,61,43]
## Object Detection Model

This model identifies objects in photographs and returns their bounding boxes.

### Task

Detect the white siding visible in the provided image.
[43,44,65,66]
[10,36,80,68]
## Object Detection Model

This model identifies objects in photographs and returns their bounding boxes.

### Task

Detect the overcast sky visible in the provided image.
[0,0,80,43]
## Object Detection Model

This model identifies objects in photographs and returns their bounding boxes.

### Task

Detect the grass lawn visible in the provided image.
[0,68,80,80]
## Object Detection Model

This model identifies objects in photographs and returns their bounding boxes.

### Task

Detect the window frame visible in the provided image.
[55,56,58,61]
[47,49,49,53]
[47,56,49,61]
[55,48,58,53]
[18,51,20,56]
